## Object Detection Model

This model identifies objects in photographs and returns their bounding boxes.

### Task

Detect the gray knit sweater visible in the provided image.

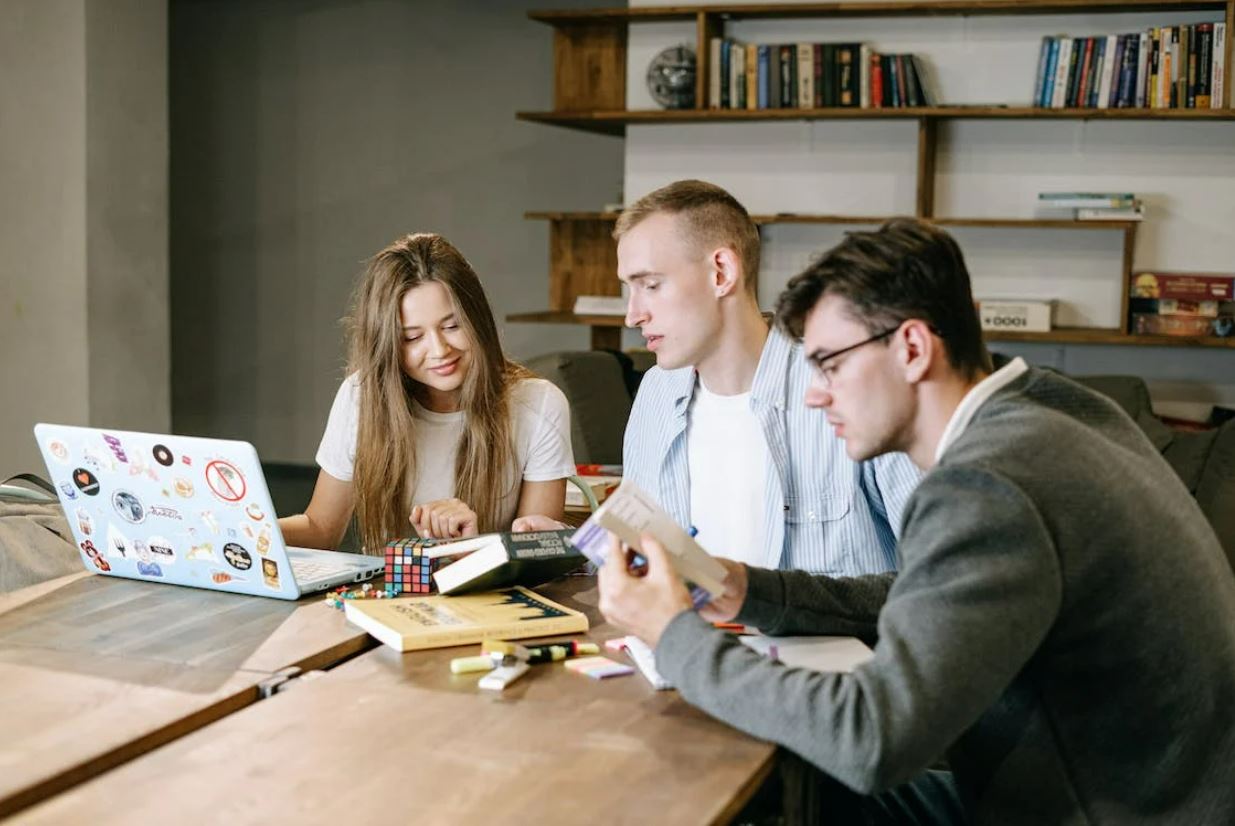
[656,367,1235,824]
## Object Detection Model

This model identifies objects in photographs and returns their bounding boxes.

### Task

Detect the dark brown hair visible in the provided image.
[775,218,991,379]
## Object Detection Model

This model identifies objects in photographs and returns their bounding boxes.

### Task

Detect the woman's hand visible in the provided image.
[410,499,479,539]
[512,514,569,532]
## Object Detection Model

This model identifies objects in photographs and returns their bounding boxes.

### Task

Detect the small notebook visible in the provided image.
[738,634,874,673]
[620,636,673,690]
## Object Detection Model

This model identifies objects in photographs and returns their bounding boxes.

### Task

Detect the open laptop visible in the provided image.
[33,423,383,600]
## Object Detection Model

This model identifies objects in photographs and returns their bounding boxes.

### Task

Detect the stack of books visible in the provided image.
[1031,23,1226,110]
[1130,272,1235,337]
[1038,192,1143,221]
[707,39,937,110]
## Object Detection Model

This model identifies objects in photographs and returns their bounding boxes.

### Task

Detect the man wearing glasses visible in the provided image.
[596,218,1235,824]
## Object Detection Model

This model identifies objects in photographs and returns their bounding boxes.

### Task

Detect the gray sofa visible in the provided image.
[526,350,1235,574]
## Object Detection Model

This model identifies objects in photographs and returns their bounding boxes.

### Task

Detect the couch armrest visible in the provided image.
[1195,420,1235,576]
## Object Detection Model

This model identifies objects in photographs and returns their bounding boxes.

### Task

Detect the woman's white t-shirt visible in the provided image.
[315,375,575,528]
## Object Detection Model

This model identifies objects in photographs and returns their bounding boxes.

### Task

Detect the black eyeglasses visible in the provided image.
[806,326,901,389]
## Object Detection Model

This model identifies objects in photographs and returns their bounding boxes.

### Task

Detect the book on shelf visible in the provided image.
[977,299,1054,333]
[1033,23,1227,110]
[569,478,728,601]
[1076,204,1144,221]
[705,36,936,110]
[1129,297,1221,318]
[1131,272,1234,301]
[572,295,626,316]
[343,586,588,652]
[1038,192,1137,209]
[429,529,587,596]
[566,474,622,509]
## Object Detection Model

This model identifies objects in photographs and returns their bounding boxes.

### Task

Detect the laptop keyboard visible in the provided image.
[290,558,350,583]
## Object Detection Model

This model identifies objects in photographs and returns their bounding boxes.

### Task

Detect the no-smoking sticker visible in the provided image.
[204,459,247,503]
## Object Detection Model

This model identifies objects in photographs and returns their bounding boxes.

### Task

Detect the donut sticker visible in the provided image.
[112,490,146,524]
[153,444,174,466]
[73,468,100,496]
[205,460,246,503]
[173,477,194,498]
[222,542,252,571]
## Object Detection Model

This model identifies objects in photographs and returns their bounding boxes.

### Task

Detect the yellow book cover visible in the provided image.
[343,586,588,652]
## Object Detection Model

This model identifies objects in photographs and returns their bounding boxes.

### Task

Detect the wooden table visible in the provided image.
[11,577,778,825]
[0,572,375,818]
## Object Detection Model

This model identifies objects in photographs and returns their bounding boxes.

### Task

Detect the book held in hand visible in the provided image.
[569,479,728,602]
[343,586,588,652]
[430,529,587,595]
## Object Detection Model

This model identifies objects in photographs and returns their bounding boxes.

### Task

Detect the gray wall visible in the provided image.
[0,0,168,478]
[170,0,623,463]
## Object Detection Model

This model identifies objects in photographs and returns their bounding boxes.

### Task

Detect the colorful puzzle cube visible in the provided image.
[384,537,457,595]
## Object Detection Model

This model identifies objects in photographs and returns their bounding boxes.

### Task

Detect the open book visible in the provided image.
[569,479,728,601]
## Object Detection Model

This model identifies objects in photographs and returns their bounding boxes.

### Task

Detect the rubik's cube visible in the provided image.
[385,538,447,594]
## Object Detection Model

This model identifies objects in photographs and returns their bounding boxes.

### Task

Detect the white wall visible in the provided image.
[0,3,88,478]
[626,1,1235,418]
[169,0,624,463]
[0,0,168,478]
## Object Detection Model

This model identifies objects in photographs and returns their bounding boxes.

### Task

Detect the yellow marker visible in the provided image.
[449,654,498,675]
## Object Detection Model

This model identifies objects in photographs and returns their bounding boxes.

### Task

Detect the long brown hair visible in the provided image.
[347,233,530,554]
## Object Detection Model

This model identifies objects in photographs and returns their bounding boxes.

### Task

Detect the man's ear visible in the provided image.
[710,247,743,298]
[898,320,935,384]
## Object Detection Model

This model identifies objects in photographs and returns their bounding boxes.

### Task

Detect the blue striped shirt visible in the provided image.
[623,327,921,576]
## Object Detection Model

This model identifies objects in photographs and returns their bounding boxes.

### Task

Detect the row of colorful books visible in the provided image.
[1037,191,1144,222]
[707,39,937,110]
[1130,272,1234,337]
[1032,23,1227,110]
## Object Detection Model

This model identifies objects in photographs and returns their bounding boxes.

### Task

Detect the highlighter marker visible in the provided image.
[478,660,530,691]
[450,654,499,675]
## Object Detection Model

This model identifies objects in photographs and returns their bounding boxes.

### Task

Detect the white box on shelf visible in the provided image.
[572,295,627,316]
[977,300,1054,333]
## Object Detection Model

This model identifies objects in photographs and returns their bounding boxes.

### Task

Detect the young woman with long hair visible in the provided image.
[278,233,572,553]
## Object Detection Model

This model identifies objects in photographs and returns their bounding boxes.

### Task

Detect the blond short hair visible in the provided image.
[614,180,760,296]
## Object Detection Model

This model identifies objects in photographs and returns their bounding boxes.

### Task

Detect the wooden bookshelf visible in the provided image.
[514,0,1235,351]
[506,313,1235,348]
[518,107,1235,136]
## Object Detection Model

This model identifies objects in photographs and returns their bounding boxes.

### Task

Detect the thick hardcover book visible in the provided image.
[757,44,771,109]
[344,586,588,652]
[1033,36,1052,107]
[1196,23,1213,108]
[837,44,859,107]
[780,45,796,107]
[430,529,586,595]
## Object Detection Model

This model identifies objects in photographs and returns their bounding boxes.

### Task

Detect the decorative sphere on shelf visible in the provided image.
[646,45,696,110]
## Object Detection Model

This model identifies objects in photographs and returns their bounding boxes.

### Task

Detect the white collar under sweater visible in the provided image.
[934,357,1029,463]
